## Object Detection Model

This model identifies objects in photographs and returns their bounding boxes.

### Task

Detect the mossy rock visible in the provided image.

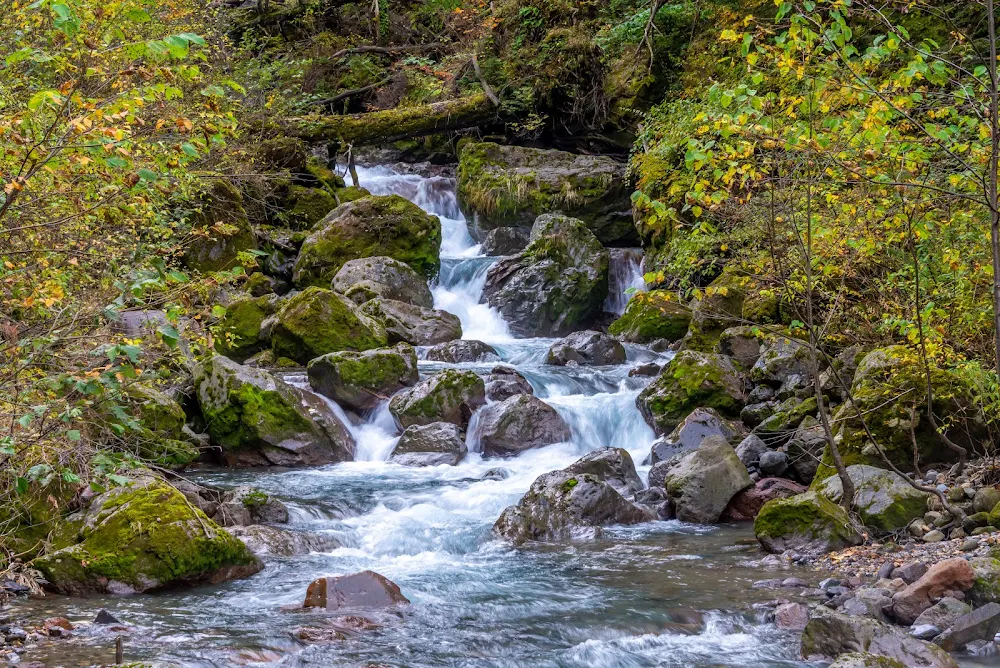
[256,136,309,173]
[138,438,200,470]
[754,490,862,555]
[827,652,906,668]
[388,369,486,429]
[292,195,441,287]
[816,465,931,534]
[334,185,371,203]
[181,179,258,273]
[307,343,419,413]
[126,384,187,441]
[214,294,280,362]
[754,396,817,442]
[280,185,337,230]
[636,350,746,434]
[270,287,387,364]
[305,157,345,190]
[682,269,748,352]
[608,290,691,343]
[1,480,79,562]
[32,480,262,595]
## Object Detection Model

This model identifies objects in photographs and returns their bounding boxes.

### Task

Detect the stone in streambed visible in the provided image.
[228,525,339,557]
[388,369,485,430]
[307,343,419,413]
[933,602,1000,651]
[425,339,498,363]
[331,256,434,308]
[645,407,741,465]
[485,365,533,401]
[891,558,976,625]
[360,298,462,346]
[476,394,571,458]
[562,447,644,499]
[390,422,467,466]
[608,290,691,344]
[270,287,387,364]
[827,653,906,668]
[721,477,806,522]
[545,330,625,366]
[481,226,529,255]
[754,491,862,555]
[659,436,752,524]
[912,597,971,631]
[303,571,409,610]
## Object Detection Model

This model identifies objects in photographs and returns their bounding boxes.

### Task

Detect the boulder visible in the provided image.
[562,447,644,499]
[485,365,533,401]
[331,256,433,308]
[912,598,971,631]
[721,478,806,522]
[682,270,747,350]
[476,394,571,458]
[751,336,819,397]
[717,326,768,369]
[303,571,409,610]
[969,556,1000,605]
[390,422,468,466]
[785,416,827,484]
[647,407,742,465]
[659,436,752,523]
[973,487,1000,514]
[270,287,387,364]
[608,290,691,344]
[483,214,609,337]
[636,351,746,434]
[891,558,976,625]
[388,369,486,429]
[735,434,769,469]
[545,330,626,366]
[307,343,419,413]
[754,491,862,555]
[360,298,462,346]
[759,451,789,477]
[801,607,958,668]
[753,396,818,447]
[775,602,811,630]
[276,184,337,229]
[33,480,262,595]
[935,602,1000,651]
[181,179,258,273]
[228,525,339,557]
[194,354,355,467]
[457,141,633,245]
[293,195,441,287]
[424,339,499,364]
[817,465,932,534]
[210,486,290,526]
[827,654,905,668]
[481,226,530,255]
[493,470,651,545]
[214,295,281,362]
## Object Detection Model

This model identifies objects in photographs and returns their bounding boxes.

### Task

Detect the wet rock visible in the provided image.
[194,354,356,467]
[784,417,827,484]
[481,226,530,255]
[483,213,609,337]
[721,478,806,522]
[477,394,571,458]
[628,362,662,378]
[493,470,652,545]
[934,602,1000,651]
[646,407,742,465]
[270,287,387,364]
[608,291,691,344]
[660,436,752,523]
[93,610,122,625]
[389,369,486,430]
[293,195,440,287]
[360,298,462,346]
[307,343,419,413]
[759,451,788,477]
[775,602,810,630]
[735,434,769,468]
[303,571,409,610]
[754,491,862,555]
[545,330,625,366]
[484,365,533,402]
[212,486,290,526]
[562,447,644,499]
[228,525,340,556]
[891,558,976,625]
[294,626,346,643]
[912,597,971,631]
[331,256,433,308]
[482,468,509,481]
[390,422,467,466]
[636,350,746,434]
[424,339,499,363]
[817,465,932,535]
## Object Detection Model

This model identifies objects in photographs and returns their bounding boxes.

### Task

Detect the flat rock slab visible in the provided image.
[303,571,409,611]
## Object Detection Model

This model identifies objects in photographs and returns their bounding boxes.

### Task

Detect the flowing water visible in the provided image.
[16,163,825,668]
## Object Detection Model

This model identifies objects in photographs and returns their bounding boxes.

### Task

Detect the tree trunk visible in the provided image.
[989,0,1000,374]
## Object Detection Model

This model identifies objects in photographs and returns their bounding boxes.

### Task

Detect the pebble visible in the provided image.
[781,577,808,588]
[877,562,895,579]
[961,539,981,552]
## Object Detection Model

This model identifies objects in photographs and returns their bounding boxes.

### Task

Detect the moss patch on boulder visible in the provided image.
[181,179,258,273]
[754,490,862,555]
[637,350,746,433]
[214,295,280,362]
[608,290,691,343]
[270,287,387,364]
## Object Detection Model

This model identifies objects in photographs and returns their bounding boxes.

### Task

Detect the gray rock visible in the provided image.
[784,417,827,484]
[935,602,1000,651]
[425,339,500,364]
[973,487,1000,514]
[485,365,533,401]
[843,587,893,622]
[913,597,971,631]
[546,330,626,366]
[660,436,752,523]
[892,563,928,584]
[481,226,530,255]
[759,451,789,477]
[774,602,810,630]
[818,465,932,534]
[360,298,462,346]
[563,447,644,499]
[647,407,742,465]
[735,434,769,468]
[388,369,486,429]
[307,343,419,413]
[390,422,467,466]
[909,624,941,640]
[228,525,339,556]
[750,336,819,397]
[476,394,571,458]
[331,256,433,308]
[212,485,290,526]
[717,326,765,369]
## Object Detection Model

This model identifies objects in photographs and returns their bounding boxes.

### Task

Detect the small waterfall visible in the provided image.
[605,248,646,315]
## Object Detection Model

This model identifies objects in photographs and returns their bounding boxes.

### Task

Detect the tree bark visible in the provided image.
[988,0,1000,374]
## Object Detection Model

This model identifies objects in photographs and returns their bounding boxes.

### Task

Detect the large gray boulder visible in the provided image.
[485,365,534,401]
[546,330,626,366]
[360,298,462,346]
[483,214,609,337]
[646,407,742,465]
[307,343,419,413]
[388,369,486,430]
[563,447,644,499]
[425,339,499,364]
[476,394,571,458]
[481,226,530,255]
[269,287,388,364]
[751,336,819,397]
[390,422,467,466]
[331,256,433,308]
[659,436,752,523]
[817,465,931,535]
[194,354,355,467]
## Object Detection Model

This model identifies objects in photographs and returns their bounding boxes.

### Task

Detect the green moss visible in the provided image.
[608,290,691,343]
[390,369,485,425]
[181,178,258,273]
[204,374,311,452]
[138,438,199,469]
[637,350,744,432]
[215,295,278,361]
[305,157,344,190]
[281,185,337,230]
[271,287,387,364]
[754,490,855,544]
[334,185,371,203]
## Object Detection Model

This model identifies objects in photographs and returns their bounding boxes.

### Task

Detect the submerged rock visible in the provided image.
[390,422,468,466]
[360,298,462,346]
[659,436,752,523]
[270,287,387,364]
[545,330,626,366]
[424,339,499,363]
[477,394,571,458]
[637,350,746,434]
[307,343,419,413]
[331,256,433,308]
[389,369,486,429]
[754,491,862,555]
[303,571,409,610]
[485,365,533,401]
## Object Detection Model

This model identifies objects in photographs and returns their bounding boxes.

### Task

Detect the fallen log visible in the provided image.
[275,93,498,146]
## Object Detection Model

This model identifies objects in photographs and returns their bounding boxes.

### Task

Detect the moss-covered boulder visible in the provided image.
[214,294,281,362]
[751,336,821,398]
[182,179,258,273]
[120,385,200,470]
[270,287,387,364]
[359,297,461,346]
[636,350,746,434]
[279,185,337,230]
[292,195,441,287]
[754,396,818,446]
[754,491,862,555]
[483,213,609,337]
[817,465,931,534]
[33,480,262,595]
[457,141,634,245]
[331,256,433,308]
[682,270,747,352]
[307,343,419,413]
[388,369,486,430]
[828,654,906,668]
[608,290,691,343]
[194,354,355,467]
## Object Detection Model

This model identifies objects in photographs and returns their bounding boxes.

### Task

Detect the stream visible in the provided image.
[16,163,822,667]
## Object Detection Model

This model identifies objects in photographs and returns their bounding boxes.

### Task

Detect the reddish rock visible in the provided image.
[721,478,806,522]
[303,570,409,611]
[774,602,809,630]
[43,617,73,631]
[891,557,976,624]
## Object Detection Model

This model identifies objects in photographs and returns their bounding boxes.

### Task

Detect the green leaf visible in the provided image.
[67,429,81,441]
[124,8,152,23]
[61,470,82,484]
[212,305,228,318]
[138,168,159,182]
[157,324,180,348]
[15,478,29,495]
